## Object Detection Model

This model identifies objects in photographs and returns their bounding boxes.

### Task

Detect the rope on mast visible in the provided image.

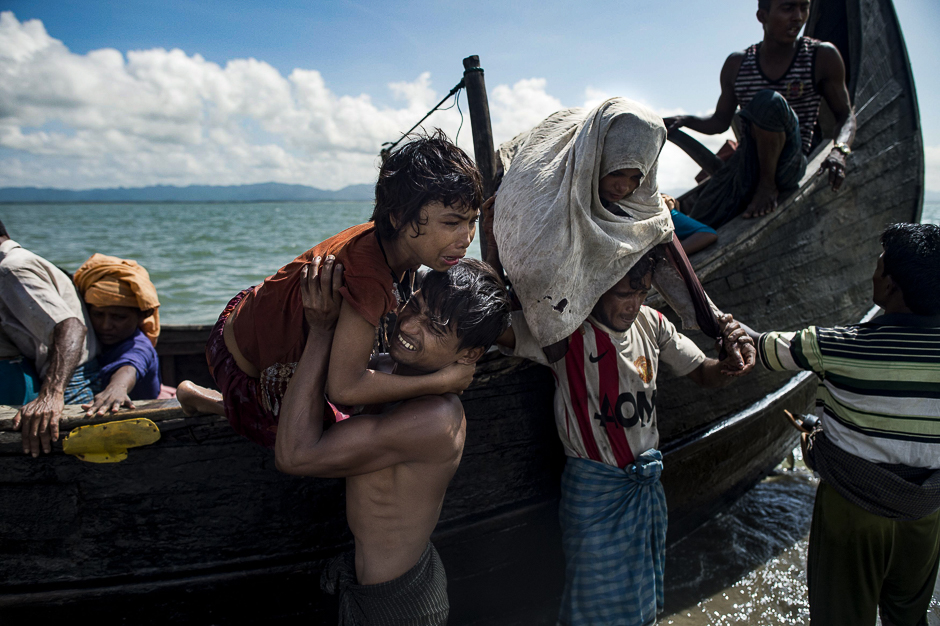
[380,78,465,162]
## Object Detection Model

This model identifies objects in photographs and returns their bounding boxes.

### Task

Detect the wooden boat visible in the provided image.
[0,0,923,622]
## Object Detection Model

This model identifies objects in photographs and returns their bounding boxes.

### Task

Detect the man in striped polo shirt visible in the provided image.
[664,0,856,227]
[750,223,940,625]
[497,248,755,626]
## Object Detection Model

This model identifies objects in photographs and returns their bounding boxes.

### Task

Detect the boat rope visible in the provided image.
[380,78,465,162]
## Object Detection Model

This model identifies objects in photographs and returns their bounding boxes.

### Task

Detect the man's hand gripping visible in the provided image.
[816,150,848,192]
[13,391,65,457]
[716,313,756,376]
[301,255,344,333]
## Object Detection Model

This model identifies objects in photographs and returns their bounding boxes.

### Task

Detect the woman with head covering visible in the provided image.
[489,98,723,356]
[73,253,163,414]
[492,97,709,353]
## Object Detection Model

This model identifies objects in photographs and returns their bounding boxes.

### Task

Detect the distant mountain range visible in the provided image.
[3,182,936,205]
[0,182,375,203]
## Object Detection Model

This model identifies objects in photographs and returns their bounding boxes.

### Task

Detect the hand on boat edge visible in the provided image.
[82,386,136,418]
[14,390,65,457]
[816,150,848,192]
[663,116,688,135]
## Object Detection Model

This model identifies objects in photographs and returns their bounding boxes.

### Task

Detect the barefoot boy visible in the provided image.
[178,131,483,446]
[495,249,754,626]
[276,256,511,624]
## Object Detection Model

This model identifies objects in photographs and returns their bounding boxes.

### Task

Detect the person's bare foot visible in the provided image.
[743,184,778,219]
[176,380,225,417]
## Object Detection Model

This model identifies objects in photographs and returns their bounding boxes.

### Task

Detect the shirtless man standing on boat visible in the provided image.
[665,0,856,227]
[275,255,511,625]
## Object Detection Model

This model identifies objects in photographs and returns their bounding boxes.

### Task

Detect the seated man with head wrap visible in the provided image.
[73,253,163,416]
[486,98,755,625]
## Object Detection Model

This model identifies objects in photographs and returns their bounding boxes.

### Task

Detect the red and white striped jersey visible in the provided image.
[510,306,706,468]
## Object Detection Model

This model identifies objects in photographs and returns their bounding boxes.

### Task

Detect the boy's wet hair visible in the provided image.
[626,246,667,289]
[880,223,940,315]
[372,129,483,240]
[419,258,511,351]
[0,219,8,238]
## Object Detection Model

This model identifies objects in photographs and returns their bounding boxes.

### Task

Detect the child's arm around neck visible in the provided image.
[325,299,473,407]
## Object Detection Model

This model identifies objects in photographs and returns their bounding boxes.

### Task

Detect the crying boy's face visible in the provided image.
[398,201,479,272]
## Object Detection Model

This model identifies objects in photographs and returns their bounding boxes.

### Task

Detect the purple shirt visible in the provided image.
[98,328,161,400]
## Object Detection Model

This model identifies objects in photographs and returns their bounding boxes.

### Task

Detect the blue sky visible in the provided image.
[1,0,937,195]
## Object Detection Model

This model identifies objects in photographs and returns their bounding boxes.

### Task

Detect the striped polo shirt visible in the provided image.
[509,307,706,469]
[734,37,823,154]
[758,313,940,469]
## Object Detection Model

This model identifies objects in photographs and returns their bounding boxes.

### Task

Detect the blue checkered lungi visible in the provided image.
[63,360,100,405]
[558,449,667,626]
[688,89,808,229]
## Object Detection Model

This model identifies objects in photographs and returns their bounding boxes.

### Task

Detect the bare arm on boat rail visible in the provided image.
[12,317,86,457]
[276,259,462,478]
[814,42,856,192]
[664,53,744,136]
[82,365,137,417]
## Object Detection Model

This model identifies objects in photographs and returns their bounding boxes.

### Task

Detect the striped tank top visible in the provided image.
[734,37,822,154]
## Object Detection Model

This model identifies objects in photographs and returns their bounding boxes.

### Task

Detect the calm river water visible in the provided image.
[3,200,940,624]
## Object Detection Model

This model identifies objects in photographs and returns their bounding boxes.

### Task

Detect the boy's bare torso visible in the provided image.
[346,408,465,585]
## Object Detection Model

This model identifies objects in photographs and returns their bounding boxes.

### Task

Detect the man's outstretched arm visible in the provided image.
[13,317,86,457]
[685,314,756,388]
[664,53,743,136]
[815,43,856,192]
[275,256,342,474]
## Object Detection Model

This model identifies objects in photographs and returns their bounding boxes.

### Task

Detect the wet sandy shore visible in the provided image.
[661,456,940,625]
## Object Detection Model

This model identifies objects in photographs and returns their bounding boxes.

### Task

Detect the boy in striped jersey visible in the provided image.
[496,248,755,626]
[746,223,940,625]
[664,0,856,227]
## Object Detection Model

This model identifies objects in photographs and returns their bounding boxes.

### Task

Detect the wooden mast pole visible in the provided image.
[462,55,497,260]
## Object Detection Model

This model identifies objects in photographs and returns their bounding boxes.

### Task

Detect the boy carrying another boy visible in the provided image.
[178,131,483,444]
[276,255,511,624]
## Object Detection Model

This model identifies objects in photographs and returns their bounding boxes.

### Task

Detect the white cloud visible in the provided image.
[0,12,479,189]
[0,13,612,191]
[0,11,808,198]
[489,78,564,145]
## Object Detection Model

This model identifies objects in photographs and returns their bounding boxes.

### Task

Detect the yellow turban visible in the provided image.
[73,253,161,346]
